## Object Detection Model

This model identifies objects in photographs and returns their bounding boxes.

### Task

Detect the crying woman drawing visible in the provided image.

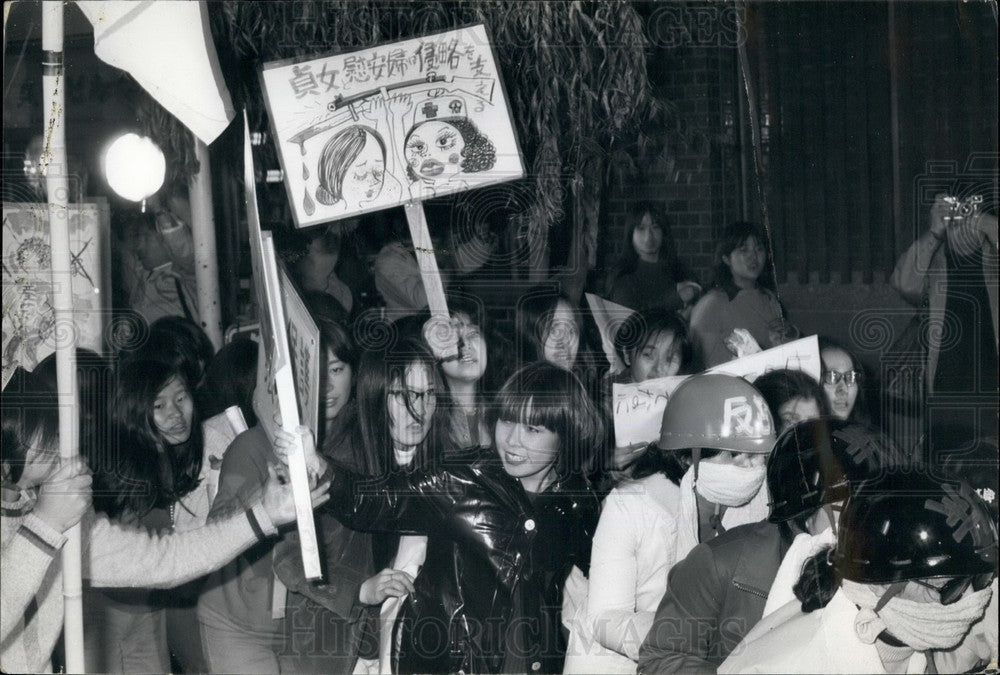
[312,125,401,214]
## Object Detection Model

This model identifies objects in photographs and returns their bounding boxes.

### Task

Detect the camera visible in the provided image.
[941,194,982,222]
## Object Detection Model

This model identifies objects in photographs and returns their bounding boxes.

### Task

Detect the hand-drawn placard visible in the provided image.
[261,23,525,227]
[244,114,322,580]
[613,335,821,447]
[279,265,320,437]
[584,292,637,374]
[2,201,110,389]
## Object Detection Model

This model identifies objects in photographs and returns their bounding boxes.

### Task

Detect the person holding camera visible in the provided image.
[890,193,998,444]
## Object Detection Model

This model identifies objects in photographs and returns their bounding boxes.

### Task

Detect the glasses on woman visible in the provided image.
[911,573,994,605]
[821,370,862,386]
[388,388,435,409]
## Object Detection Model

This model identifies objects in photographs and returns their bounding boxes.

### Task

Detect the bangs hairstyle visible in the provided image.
[712,221,777,298]
[613,308,696,375]
[355,335,452,475]
[631,445,721,485]
[490,362,603,481]
[92,358,203,519]
[515,287,579,366]
[753,369,831,424]
[1,368,59,486]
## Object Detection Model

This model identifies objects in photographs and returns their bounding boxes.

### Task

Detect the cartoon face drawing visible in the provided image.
[316,125,387,207]
[403,117,496,184]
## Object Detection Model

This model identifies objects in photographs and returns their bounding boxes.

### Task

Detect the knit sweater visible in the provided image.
[0,490,277,674]
[689,287,784,368]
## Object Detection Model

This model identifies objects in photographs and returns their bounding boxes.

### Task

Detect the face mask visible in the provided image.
[841,579,994,650]
[695,460,766,507]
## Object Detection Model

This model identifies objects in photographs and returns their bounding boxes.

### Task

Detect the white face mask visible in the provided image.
[841,579,994,650]
[695,461,766,507]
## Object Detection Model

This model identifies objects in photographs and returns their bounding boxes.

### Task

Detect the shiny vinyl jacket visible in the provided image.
[325,446,600,674]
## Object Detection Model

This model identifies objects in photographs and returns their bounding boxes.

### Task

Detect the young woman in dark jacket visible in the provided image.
[278,362,602,673]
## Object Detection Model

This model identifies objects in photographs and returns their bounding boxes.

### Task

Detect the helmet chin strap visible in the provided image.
[690,448,726,537]
[821,503,837,535]
[875,581,907,613]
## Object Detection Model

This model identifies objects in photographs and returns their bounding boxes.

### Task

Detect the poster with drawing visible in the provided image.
[612,335,821,446]
[2,201,110,389]
[261,23,525,228]
[279,265,320,436]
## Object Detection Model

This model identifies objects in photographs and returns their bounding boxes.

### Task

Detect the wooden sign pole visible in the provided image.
[404,202,458,359]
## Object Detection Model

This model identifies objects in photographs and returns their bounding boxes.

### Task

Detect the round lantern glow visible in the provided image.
[102,133,166,202]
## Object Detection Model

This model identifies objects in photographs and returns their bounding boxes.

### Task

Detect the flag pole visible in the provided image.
[189,136,223,350]
[41,1,86,671]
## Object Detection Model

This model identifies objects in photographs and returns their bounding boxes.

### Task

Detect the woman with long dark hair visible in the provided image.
[287,333,455,673]
[817,336,872,426]
[87,358,210,673]
[1,366,322,674]
[690,221,785,367]
[605,201,700,313]
[277,362,602,673]
[197,307,362,673]
[414,293,515,448]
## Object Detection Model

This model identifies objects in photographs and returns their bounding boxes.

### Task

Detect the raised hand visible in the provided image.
[260,463,330,526]
[272,425,328,481]
[612,442,650,472]
[33,456,93,534]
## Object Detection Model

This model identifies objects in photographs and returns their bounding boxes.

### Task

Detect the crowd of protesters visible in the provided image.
[2,193,997,674]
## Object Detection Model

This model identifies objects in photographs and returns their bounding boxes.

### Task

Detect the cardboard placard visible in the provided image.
[2,200,110,389]
[261,23,525,227]
[279,265,320,436]
[584,292,637,373]
[244,113,322,580]
[612,335,822,447]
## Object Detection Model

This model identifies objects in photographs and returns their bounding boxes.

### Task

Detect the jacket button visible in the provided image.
[531,661,542,671]
[524,518,536,532]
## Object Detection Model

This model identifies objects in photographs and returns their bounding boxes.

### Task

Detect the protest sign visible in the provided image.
[279,265,320,436]
[244,113,322,579]
[584,292,637,373]
[262,23,525,228]
[2,200,110,389]
[613,335,822,447]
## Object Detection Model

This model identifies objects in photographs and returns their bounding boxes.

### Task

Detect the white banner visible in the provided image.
[584,292,636,373]
[612,335,821,447]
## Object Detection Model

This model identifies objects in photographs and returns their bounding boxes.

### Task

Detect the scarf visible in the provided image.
[841,579,994,650]
[675,463,770,560]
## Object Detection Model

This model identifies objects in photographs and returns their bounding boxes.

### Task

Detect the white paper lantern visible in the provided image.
[103,133,166,202]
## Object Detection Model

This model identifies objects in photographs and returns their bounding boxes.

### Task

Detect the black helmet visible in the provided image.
[767,418,886,523]
[834,470,998,584]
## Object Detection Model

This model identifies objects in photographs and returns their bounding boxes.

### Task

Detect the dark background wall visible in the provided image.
[595,1,997,378]
[4,1,996,380]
